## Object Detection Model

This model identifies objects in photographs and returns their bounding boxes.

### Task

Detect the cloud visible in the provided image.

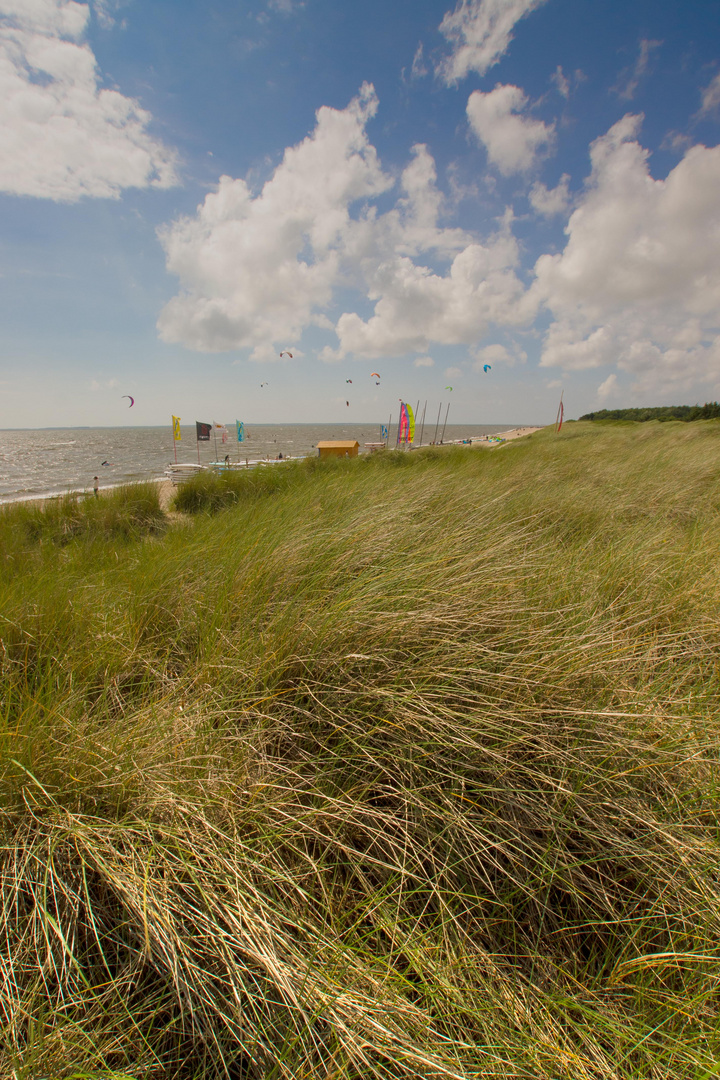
[529,173,570,217]
[410,43,427,79]
[414,355,434,366]
[445,365,462,378]
[597,373,618,401]
[158,85,391,356]
[91,0,121,29]
[611,38,661,101]
[472,342,515,368]
[467,85,555,175]
[0,0,178,201]
[551,65,569,99]
[159,86,535,360]
[698,72,720,118]
[436,0,548,85]
[332,220,533,359]
[534,114,720,395]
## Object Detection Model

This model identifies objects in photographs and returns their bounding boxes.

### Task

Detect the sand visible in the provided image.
[487,426,542,442]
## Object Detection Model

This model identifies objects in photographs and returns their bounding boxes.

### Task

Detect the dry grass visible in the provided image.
[1,421,720,1078]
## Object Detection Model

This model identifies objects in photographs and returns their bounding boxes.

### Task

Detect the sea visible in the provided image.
[0,423,520,504]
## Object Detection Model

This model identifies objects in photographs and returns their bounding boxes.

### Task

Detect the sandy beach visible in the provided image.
[485,426,542,442]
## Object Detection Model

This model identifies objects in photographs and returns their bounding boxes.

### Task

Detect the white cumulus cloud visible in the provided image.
[158,84,391,356]
[597,373,619,402]
[414,355,434,367]
[534,114,720,396]
[529,174,570,217]
[159,86,536,360]
[0,0,178,201]
[472,342,515,368]
[467,85,555,175]
[437,0,548,85]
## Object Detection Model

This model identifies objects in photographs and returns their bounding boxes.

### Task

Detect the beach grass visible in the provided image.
[1,421,720,1078]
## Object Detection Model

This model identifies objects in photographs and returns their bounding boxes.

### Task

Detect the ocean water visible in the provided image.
[0,422,519,503]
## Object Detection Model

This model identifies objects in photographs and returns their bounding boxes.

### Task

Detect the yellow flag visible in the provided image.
[172,416,181,441]
[406,403,415,443]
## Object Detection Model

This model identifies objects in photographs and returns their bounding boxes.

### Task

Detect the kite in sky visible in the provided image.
[279,351,293,358]
[483,365,491,373]
[445,386,453,391]
[122,395,134,407]
[346,379,352,383]
[260,382,269,387]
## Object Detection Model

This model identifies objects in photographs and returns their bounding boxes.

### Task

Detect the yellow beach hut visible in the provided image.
[316,440,359,459]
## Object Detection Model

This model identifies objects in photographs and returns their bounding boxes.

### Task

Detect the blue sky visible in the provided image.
[1,0,719,428]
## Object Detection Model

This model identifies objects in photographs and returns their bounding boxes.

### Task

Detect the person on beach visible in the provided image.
[93,476,99,498]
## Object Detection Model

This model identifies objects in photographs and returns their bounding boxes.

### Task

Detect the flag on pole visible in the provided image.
[196,421,211,441]
[406,403,415,443]
[172,416,181,441]
[236,420,244,443]
[555,392,564,433]
[381,425,388,439]
[399,402,409,444]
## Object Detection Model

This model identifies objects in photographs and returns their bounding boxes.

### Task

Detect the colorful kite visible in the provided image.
[483,365,491,373]
[122,395,134,407]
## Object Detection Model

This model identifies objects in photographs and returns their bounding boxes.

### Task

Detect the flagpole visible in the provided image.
[172,417,177,463]
[387,412,391,449]
[396,402,403,447]
[441,401,450,444]
[433,402,442,444]
[197,428,200,465]
[419,400,427,447]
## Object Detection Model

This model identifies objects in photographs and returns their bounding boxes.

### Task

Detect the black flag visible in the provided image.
[196,421,211,441]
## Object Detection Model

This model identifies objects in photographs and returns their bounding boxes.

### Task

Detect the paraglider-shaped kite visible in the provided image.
[122,395,134,407]
[483,365,491,373]
[371,371,381,385]
[346,379,353,384]
[346,400,350,407]
[445,386,453,391]
[260,382,269,388]
[279,351,293,359]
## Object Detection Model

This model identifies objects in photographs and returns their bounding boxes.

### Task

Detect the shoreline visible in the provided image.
[0,427,542,509]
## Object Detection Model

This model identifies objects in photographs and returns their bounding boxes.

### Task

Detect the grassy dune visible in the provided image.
[1,422,720,1079]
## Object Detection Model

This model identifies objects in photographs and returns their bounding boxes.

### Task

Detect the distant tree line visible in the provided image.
[579,403,720,422]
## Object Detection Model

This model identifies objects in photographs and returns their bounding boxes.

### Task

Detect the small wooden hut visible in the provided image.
[316,440,359,459]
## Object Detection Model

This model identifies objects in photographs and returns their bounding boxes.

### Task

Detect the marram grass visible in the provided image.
[1,423,720,1078]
